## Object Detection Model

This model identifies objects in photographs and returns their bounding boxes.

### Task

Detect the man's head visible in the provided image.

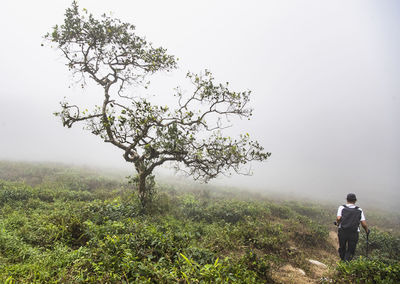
[346,193,357,203]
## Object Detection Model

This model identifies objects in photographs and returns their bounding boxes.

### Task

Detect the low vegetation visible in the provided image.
[0,161,398,283]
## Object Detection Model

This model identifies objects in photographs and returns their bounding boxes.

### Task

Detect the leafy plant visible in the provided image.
[335,258,400,283]
[1,161,399,283]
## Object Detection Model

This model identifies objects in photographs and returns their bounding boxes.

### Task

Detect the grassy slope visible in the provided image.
[0,161,398,283]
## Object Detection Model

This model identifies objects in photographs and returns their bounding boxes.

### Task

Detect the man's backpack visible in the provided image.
[340,205,362,231]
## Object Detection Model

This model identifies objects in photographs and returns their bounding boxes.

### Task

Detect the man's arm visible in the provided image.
[361,220,369,234]
[336,205,343,225]
[360,210,369,234]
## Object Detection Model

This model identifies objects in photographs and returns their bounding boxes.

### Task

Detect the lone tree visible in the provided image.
[45,1,271,207]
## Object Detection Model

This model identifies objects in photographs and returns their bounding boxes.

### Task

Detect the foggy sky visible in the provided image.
[0,1,399,208]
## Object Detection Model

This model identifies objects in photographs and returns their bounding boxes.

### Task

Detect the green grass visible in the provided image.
[0,161,398,283]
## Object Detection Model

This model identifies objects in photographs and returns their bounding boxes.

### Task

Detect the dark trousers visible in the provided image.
[338,228,359,261]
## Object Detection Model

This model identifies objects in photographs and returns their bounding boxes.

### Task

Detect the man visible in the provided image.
[336,193,369,261]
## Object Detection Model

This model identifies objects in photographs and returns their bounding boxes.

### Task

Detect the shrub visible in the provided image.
[356,229,400,263]
[335,258,400,283]
[0,181,32,206]
[175,252,274,283]
[292,215,329,248]
[268,203,293,219]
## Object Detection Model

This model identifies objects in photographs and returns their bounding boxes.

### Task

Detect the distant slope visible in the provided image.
[0,161,398,283]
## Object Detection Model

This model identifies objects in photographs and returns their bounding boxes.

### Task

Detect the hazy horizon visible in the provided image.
[1,1,399,209]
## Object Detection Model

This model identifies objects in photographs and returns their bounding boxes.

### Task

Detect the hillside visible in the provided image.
[0,161,399,283]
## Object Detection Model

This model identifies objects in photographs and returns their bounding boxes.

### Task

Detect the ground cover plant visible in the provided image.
[0,161,399,283]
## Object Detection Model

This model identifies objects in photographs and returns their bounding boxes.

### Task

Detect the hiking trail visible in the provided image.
[271,230,339,283]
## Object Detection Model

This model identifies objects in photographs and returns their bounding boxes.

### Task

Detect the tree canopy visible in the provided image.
[45,1,271,207]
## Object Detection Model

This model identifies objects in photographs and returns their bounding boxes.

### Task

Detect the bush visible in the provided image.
[176,252,274,283]
[335,258,400,283]
[0,181,33,206]
[356,229,400,262]
[292,215,329,248]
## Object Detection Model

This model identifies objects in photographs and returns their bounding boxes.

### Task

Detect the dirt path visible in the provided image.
[272,264,312,284]
[271,231,339,283]
[272,261,330,284]
[328,230,339,251]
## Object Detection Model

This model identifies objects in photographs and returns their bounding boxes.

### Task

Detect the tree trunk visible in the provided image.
[137,173,148,208]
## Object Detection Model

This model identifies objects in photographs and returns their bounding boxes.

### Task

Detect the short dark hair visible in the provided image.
[347,193,357,202]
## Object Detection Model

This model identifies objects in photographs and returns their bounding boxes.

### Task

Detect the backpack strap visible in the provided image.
[343,204,359,210]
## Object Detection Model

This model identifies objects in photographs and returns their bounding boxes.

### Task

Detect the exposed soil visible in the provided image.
[271,231,340,283]
[328,230,339,251]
